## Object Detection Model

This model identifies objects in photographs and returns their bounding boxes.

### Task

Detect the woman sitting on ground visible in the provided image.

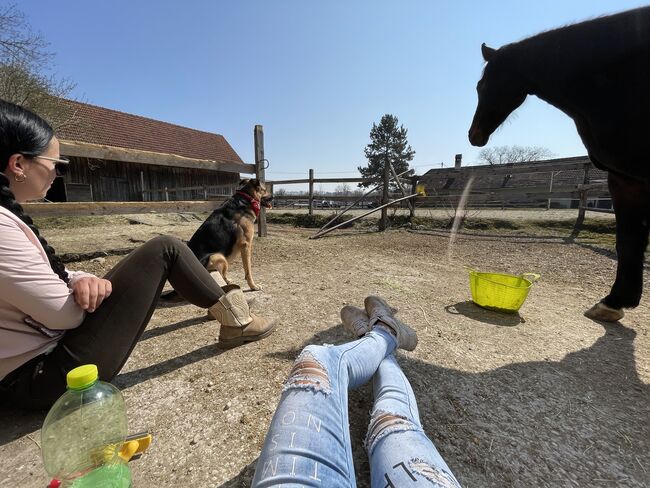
[251,295,462,488]
[0,100,276,410]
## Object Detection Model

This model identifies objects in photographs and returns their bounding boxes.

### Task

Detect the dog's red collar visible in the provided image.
[235,191,261,217]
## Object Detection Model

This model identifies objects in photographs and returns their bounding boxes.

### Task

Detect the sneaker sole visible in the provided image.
[217,323,277,350]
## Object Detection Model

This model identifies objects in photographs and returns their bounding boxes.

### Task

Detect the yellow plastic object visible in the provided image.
[119,432,153,462]
[468,269,540,313]
[118,441,140,462]
[415,184,427,196]
[93,432,153,465]
[66,364,98,390]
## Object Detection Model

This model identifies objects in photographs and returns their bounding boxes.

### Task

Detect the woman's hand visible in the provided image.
[72,276,112,312]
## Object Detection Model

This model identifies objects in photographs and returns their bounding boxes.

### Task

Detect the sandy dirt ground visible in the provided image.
[0,210,647,487]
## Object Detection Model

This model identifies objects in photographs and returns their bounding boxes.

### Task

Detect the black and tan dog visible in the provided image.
[186,178,272,291]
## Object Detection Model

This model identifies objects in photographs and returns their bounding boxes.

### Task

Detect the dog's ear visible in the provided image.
[238,178,250,189]
[249,179,265,191]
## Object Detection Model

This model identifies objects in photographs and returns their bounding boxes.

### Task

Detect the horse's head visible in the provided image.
[469,43,528,147]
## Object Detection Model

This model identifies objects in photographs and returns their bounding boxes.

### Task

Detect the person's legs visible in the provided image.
[251,327,397,488]
[62,235,224,377]
[5,236,225,409]
[367,355,461,488]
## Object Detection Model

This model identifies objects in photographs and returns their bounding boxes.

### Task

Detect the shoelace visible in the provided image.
[351,318,370,336]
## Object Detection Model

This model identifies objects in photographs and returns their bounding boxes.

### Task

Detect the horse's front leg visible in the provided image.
[585,173,649,321]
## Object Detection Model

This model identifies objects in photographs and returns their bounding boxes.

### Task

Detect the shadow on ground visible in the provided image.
[0,315,224,447]
[261,320,648,487]
[445,301,524,327]
[2,314,647,487]
[218,460,257,487]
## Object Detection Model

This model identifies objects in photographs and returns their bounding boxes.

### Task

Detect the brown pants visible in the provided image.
[0,235,224,410]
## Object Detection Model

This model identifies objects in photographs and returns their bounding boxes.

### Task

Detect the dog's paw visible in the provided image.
[248,283,262,291]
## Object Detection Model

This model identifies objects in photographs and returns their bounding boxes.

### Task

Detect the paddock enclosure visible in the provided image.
[0,211,648,488]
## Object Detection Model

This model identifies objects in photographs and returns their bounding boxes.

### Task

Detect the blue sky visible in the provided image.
[16,0,648,189]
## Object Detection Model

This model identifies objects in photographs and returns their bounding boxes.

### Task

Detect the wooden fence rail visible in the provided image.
[142,184,236,201]
[25,160,613,242]
[25,200,227,217]
[269,170,417,215]
[267,162,614,237]
[272,183,609,204]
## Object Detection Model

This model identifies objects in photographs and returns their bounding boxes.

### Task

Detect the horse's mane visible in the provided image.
[498,6,650,76]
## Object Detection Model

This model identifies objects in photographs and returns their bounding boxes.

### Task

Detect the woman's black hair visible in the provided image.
[0,100,69,283]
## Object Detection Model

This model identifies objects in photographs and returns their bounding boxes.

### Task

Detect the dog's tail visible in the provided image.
[206,253,228,275]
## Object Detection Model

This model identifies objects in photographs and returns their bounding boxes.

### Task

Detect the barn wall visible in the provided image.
[61,157,241,202]
[418,159,611,208]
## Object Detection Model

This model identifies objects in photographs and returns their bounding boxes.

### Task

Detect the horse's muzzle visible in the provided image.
[468,125,488,146]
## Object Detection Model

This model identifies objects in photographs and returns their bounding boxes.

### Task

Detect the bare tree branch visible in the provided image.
[477,145,555,165]
[0,4,77,129]
[0,4,50,68]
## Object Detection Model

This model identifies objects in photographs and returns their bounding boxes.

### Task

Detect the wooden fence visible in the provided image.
[25,155,615,240]
[267,174,415,215]
[27,125,272,236]
[141,183,237,201]
[417,159,613,217]
[269,160,613,214]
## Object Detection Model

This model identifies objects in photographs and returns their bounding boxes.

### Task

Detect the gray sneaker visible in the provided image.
[340,305,371,337]
[364,295,399,326]
[364,295,418,351]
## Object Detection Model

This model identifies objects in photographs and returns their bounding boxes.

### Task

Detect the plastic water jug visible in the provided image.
[41,364,131,487]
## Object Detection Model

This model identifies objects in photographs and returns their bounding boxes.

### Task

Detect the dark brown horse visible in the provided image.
[469,7,650,322]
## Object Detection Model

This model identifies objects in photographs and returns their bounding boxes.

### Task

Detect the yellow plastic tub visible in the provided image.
[468,269,540,313]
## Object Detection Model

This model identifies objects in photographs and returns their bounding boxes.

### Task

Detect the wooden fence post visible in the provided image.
[410,176,418,220]
[379,161,389,231]
[547,171,555,210]
[387,162,413,216]
[308,169,314,216]
[571,162,591,238]
[254,125,267,237]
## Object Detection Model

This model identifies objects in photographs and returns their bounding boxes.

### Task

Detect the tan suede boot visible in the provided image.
[208,285,276,349]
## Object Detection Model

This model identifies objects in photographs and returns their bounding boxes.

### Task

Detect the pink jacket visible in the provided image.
[0,206,93,380]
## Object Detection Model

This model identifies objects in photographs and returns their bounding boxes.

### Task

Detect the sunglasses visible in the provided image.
[23,154,70,177]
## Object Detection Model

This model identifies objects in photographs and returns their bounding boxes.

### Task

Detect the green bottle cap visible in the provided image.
[66,364,98,390]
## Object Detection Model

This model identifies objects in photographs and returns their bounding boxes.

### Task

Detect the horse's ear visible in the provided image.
[481,43,497,62]
[238,178,250,188]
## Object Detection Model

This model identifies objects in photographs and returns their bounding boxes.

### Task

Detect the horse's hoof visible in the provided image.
[584,302,624,322]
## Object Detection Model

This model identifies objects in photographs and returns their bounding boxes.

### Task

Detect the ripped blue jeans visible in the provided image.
[251,328,461,487]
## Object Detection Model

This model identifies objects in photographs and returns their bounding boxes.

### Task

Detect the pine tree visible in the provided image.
[358,114,415,189]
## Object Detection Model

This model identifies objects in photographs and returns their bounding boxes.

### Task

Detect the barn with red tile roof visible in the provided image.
[47,99,254,202]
